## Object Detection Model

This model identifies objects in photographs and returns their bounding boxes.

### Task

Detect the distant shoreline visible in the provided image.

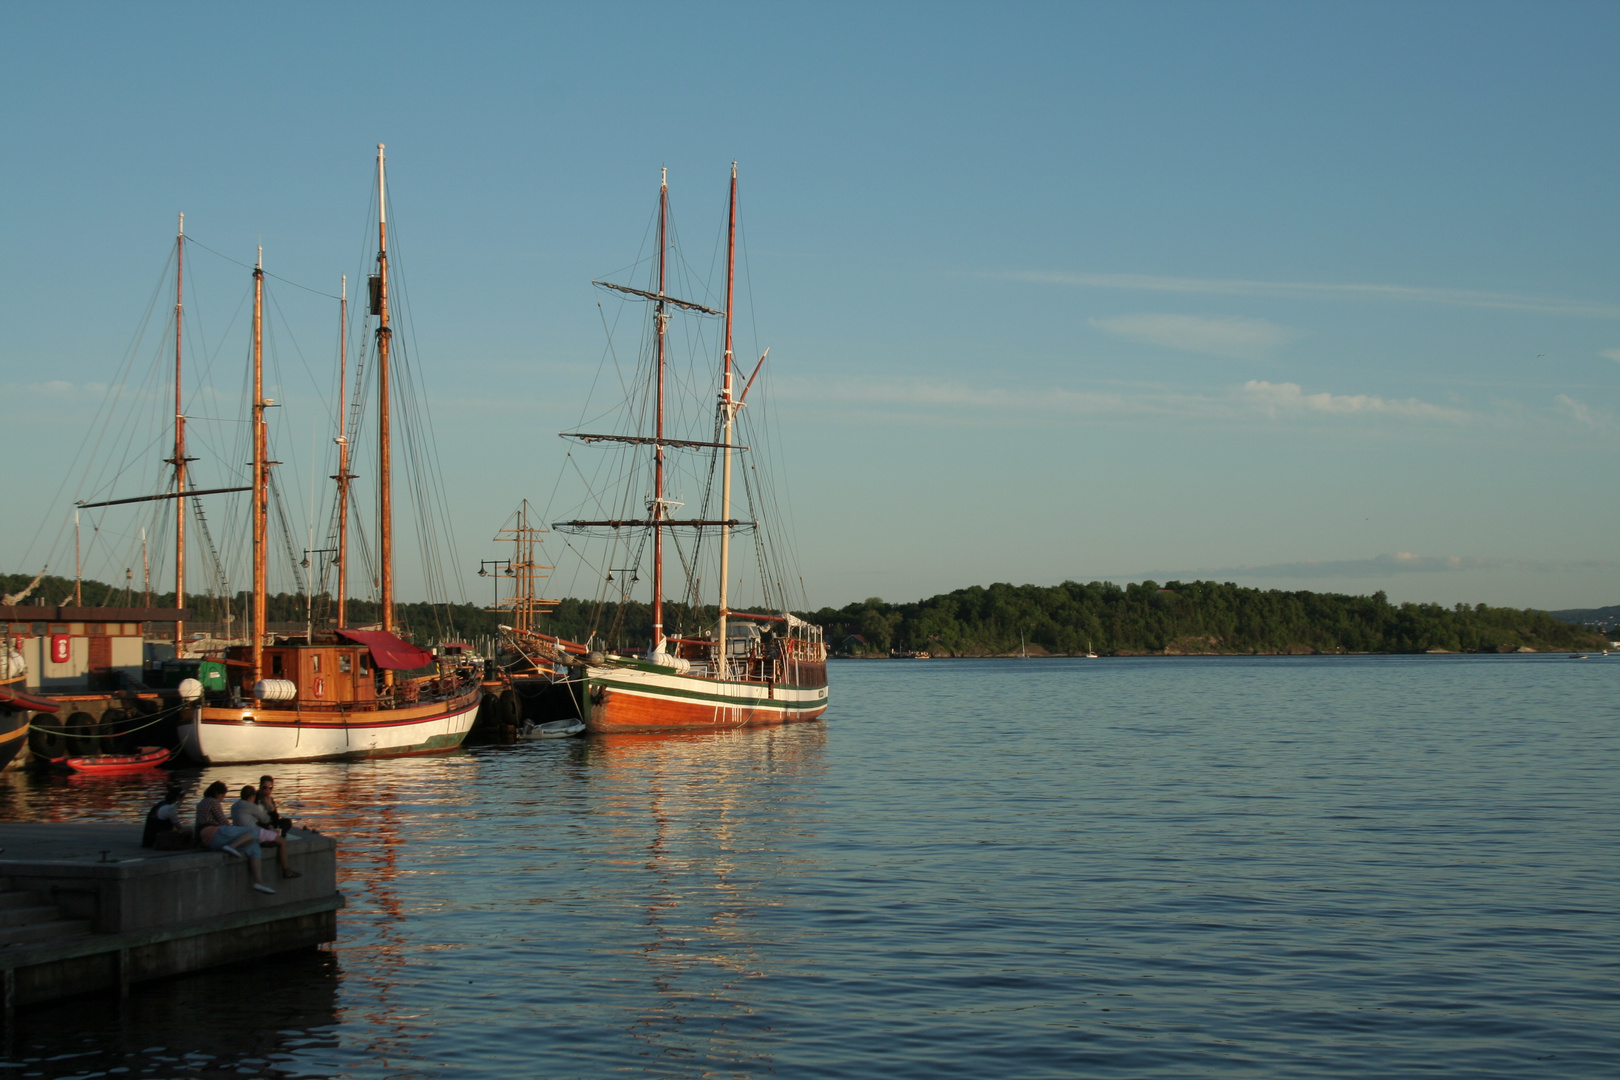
[833,648,1603,659]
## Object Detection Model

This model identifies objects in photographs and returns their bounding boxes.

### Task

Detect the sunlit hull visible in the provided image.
[0,711,27,768]
[582,663,828,734]
[179,687,481,764]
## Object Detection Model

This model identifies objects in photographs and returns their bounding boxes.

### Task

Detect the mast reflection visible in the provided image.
[583,724,828,1071]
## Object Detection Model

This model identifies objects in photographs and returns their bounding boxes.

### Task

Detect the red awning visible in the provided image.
[0,686,61,713]
[334,629,436,671]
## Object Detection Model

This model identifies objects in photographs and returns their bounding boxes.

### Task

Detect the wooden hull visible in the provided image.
[179,687,482,764]
[581,661,828,734]
[0,710,27,769]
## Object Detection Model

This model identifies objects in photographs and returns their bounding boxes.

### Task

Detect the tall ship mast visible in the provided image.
[550,165,828,732]
[178,145,483,763]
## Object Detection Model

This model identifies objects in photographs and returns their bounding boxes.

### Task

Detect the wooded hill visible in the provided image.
[5,573,1606,656]
[805,580,1609,656]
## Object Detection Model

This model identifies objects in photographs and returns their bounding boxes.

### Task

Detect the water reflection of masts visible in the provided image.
[591,727,827,1066]
[314,774,413,1055]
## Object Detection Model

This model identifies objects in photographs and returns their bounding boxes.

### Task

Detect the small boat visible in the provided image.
[59,746,173,773]
[1086,640,1100,659]
[518,718,585,740]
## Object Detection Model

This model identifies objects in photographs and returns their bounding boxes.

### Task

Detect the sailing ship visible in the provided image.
[545,166,828,733]
[178,146,481,763]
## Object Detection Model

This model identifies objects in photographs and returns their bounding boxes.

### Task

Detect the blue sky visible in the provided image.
[3,2,1618,611]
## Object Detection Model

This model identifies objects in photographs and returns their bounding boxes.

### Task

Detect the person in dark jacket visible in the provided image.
[141,785,192,849]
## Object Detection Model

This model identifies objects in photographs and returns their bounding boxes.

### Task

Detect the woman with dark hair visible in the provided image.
[195,780,275,894]
[256,774,290,835]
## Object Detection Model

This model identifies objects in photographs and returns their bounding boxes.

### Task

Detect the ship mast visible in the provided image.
[717,163,738,672]
[170,213,189,656]
[374,144,395,684]
[251,248,267,685]
[651,168,668,654]
[334,274,352,628]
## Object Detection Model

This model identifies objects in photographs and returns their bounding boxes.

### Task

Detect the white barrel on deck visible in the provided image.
[252,679,298,702]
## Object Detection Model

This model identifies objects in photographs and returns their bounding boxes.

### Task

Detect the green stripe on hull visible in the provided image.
[588,676,826,711]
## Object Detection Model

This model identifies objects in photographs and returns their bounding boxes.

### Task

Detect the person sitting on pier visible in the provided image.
[195,780,275,894]
[232,784,300,880]
[255,774,291,836]
[141,784,194,850]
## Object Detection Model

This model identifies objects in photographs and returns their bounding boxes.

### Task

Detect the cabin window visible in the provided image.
[48,624,67,634]
[339,653,352,674]
[87,624,105,635]
[271,654,283,677]
[311,653,322,673]
[359,654,370,674]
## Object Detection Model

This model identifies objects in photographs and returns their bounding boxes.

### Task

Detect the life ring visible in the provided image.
[313,676,325,699]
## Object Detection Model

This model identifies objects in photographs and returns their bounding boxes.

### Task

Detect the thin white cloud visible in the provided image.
[1238,380,1470,422]
[998,270,1620,318]
[780,376,1137,415]
[777,374,1475,426]
[1600,348,1620,362]
[1090,313,1299,358]
[780,374,1613,437]
[1554,393,1597,428]
[3,380,113,397]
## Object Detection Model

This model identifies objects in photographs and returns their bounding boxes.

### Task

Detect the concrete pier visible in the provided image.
[0,822,341,1013]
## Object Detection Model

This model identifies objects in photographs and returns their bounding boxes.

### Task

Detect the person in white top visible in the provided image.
[231,784,301,879]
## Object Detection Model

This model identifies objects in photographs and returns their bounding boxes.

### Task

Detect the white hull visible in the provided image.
[179,692,481,764]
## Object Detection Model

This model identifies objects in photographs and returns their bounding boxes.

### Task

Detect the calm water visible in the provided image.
[3,655,1617,1078]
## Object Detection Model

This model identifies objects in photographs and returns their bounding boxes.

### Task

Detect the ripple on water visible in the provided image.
[2,656,1617,1077]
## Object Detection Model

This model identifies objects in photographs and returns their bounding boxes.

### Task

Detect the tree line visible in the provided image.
[5,572,1607,655]
[803,580,1609,656]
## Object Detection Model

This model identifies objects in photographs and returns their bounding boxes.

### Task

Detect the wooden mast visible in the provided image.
[171,212,188,655]
[717,163,737,673]
[334,274,351,628]
[651,168,668,654]
[251,248,267,686]
[374,143,394,682]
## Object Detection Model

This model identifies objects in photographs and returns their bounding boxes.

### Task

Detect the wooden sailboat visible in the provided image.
[553,166,828,733]
[178,146,481,763]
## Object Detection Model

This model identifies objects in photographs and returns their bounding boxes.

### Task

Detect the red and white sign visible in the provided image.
[50,634,71,664]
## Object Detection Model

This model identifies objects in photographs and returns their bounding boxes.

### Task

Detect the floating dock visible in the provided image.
[0,823,341,1014]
